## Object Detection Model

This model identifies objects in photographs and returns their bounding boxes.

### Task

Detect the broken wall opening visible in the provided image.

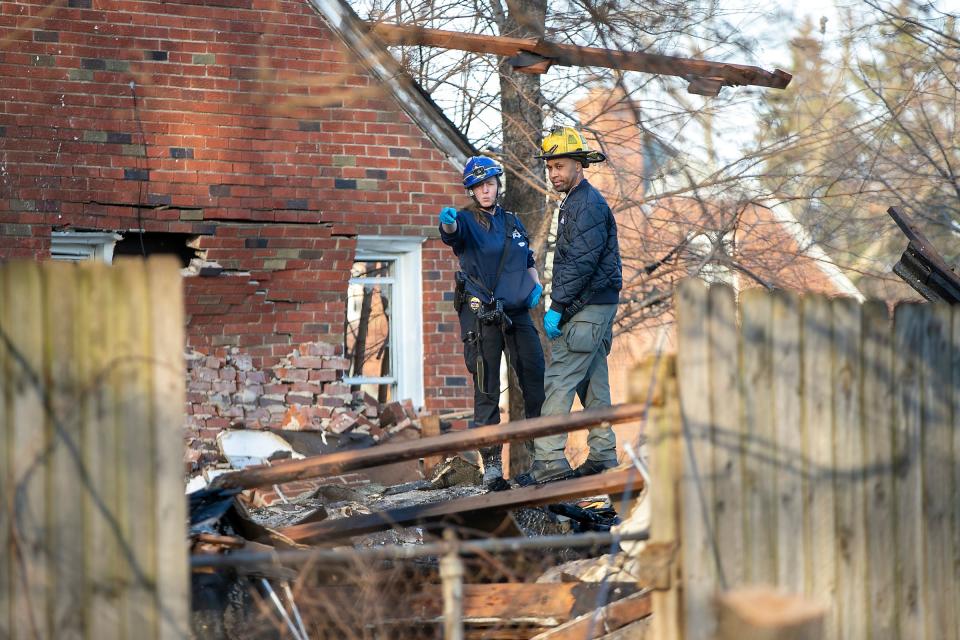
[114,231,200,267]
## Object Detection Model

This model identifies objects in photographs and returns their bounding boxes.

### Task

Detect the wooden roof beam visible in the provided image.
[212,403,646,490]
[369,22,792,96]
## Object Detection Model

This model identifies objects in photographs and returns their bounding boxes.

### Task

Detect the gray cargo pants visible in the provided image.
[534,303,618,462]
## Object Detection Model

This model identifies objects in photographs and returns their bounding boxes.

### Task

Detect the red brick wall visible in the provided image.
[0,0,472,413]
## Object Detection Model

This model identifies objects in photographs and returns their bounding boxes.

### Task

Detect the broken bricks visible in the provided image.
[378,401,408,429]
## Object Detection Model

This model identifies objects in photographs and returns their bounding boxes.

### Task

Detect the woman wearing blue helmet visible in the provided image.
[439,156,545,491]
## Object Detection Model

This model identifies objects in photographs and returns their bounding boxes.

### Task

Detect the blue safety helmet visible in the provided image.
[462,156,504,189]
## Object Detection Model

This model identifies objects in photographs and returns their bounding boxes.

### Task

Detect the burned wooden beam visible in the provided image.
[368,22,792,94]
[280,469,643,543]
[888,206,960,303]
[213,404,645,490]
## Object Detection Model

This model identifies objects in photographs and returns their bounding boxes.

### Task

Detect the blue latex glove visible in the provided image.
[544,308,562,339]
[526,283,543,309]
[439,206,458,225]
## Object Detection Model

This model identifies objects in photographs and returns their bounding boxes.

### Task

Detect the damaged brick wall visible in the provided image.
[185,341,348,454]
[0,0,474,418]
[183,339,427,486]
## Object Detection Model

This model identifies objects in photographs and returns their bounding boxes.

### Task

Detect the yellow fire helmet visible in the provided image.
[535,126,607,164]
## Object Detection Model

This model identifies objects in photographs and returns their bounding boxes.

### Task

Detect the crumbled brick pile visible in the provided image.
[184,340,422,474]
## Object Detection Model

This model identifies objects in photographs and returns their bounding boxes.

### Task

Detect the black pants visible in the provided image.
[459,307,545,427]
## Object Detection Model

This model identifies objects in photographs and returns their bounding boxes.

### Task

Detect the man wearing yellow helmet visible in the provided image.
[516,126,623,486]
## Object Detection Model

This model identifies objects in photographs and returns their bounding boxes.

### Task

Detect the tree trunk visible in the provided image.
[497,0,548,475]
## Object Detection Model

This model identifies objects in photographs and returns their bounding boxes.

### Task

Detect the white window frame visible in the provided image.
[50,231,123,263]
[342,236,425,408]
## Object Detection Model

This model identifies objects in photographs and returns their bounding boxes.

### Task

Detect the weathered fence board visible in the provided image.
[647,355,681,640]
[8,261,49,640]
[46,261,85,639]
[741,289,779,586]
[798,292,836,634]
[148,259,190,640]
[951,309,960,640]
[922,304,954,638]
[0,258,188,640]
[707,284,742,591]
[893,303,924,640]
[644,279,960,639]
[861,301,896,640]
[676,278,715,640]
[771,289,803,597]
[0,262,8,636]
[832,297,867,640]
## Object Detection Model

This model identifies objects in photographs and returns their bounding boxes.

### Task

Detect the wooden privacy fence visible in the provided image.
[0,258,188,639]
[646,278,960,640]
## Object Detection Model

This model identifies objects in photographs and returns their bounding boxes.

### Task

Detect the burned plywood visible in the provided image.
[888,205,960,303]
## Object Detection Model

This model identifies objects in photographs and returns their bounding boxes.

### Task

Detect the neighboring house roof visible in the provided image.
[764,201,865,301]
[307,0,476,167]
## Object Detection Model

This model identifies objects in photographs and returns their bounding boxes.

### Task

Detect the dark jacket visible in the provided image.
[549,179,622,314]
[439,205,537,311]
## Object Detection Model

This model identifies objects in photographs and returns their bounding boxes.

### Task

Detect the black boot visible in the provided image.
[479,446,510,492]
[514,458,575,487]
[574,457,618,477]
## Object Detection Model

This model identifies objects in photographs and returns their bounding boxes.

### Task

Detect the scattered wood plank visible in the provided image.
[528,589,652,639]
[438,409,475,421]
[311,582,640,626]
[369,22,792,93]
[214,404,646,490]
[594,617,652,639]
[281,470,642,543]
[420,414,443,477]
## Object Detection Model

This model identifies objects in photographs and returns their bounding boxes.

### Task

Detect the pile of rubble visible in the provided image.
[187,403,652,639]
[184,340,425,473]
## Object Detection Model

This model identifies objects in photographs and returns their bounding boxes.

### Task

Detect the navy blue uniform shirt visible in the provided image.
[439,206,536,311]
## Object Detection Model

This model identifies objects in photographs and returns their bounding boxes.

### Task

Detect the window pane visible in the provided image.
[357,382,392,404]
[344,261,394,395]
[351,260,392,279]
